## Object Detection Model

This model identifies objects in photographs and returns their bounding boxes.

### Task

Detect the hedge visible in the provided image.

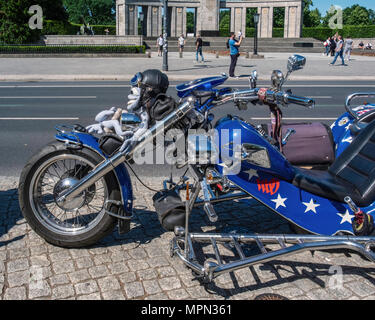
[242,25,375,40]
[0,45,146,54]
[42,20,116,36]
[302,25,375,40]
[42,20,79,35]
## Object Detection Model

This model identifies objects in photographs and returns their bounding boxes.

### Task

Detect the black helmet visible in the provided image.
[130,69,169,96]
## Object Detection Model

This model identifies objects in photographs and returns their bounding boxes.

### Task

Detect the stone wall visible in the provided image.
[43,35,143,46]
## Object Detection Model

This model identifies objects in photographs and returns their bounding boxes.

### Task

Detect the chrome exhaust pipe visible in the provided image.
[57,99,195,203]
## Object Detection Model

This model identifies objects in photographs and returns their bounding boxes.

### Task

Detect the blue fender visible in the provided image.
[55,131,133,215]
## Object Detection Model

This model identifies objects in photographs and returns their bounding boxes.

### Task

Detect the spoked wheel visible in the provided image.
[19,142,120,248]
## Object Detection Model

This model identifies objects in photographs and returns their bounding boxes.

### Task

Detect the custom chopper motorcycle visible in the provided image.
[19,55,375,282]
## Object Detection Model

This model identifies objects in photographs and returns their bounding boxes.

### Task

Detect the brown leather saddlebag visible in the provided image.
[266,122,335,166]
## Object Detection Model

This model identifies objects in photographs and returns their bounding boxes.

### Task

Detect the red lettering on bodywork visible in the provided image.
[257,178,280,195]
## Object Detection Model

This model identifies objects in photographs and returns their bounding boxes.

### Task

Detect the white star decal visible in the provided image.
[337,210,354,225]
[342,136,353,144]
[245,169,258,181]
[303,199,320,214]
[271,194,287,209]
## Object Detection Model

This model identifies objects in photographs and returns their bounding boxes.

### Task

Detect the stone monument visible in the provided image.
[116,0,303,38]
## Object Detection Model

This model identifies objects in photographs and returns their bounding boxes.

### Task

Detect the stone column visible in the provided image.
[147,6,152,37]
[199,0,220,32]
[285,6,298,38]
[175,7,184,37]
[170,6,176,37]
[233,7,243,35]
[241,7,247,37]
[151,6,161,36]
[183,7,187,36]
[296,3,302,38]
[116,0,126,36]
[126,5,138,35]
[230,8,235,33]
[259,6,272,38]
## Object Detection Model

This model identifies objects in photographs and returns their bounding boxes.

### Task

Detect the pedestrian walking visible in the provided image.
[330,35,346,66]
[344,35,353,62]
[156,35,164,57]
[228,32,243,78]
[195,34,204,63]
[178,34,186,57]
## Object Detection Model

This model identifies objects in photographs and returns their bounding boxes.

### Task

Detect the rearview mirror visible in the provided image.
[287,55,306,73]
[249,70,258,89]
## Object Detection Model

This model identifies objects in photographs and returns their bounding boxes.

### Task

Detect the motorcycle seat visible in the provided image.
[293,120,375,207]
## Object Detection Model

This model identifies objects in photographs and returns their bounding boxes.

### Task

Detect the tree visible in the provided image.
[369,9,375,24]
[38,0,68,21]
[186,11,195,34]
[63,0,116,25]
[0,0,40,44]
[219,9,230,36]
[303,0,322,27]
[343,5,370,26]
[273,7,285,28]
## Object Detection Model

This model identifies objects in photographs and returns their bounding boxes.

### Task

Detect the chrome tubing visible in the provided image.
[189,232,375,245]
[58,99,195,203]
[210,240,375,278]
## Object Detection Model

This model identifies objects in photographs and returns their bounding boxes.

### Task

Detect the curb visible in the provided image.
[0,53,150,58]
[1,74,375,82]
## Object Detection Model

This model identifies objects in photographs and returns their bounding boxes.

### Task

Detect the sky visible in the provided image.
[311,0,375,14]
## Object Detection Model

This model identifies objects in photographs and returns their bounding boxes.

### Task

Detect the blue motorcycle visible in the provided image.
[19,55,375,282]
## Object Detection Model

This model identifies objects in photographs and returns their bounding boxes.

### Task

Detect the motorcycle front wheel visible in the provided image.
[19,142,121,248]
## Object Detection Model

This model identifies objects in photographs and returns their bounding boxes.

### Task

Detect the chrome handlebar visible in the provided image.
[216,88,315,109]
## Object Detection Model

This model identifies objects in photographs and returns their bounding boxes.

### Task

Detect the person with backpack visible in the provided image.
[228,32,243,78]
[323,37,331,56]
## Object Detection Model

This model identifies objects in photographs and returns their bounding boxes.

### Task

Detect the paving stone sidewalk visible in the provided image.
[1,52,375,81]
[1,175,375,300]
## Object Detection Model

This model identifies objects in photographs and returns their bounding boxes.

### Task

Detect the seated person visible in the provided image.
[358,41,364,49]
[365,42,373,50]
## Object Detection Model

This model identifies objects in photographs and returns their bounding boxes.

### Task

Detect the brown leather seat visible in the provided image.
[293,120,375,207]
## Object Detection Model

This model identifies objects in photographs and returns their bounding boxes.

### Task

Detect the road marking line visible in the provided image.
[251,117,337,121]
[0,117,80,120]
[0,96,96,99]
[0,104,25,107]
[309,96,332,99]
[0,85,129,88]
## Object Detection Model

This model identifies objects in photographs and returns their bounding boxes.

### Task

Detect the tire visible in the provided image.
[19,141,120,248]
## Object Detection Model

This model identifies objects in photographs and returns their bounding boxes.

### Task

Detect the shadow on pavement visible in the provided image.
[0,188,25,248]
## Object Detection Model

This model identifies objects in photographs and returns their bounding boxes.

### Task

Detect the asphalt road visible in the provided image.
[1,79,374,178]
